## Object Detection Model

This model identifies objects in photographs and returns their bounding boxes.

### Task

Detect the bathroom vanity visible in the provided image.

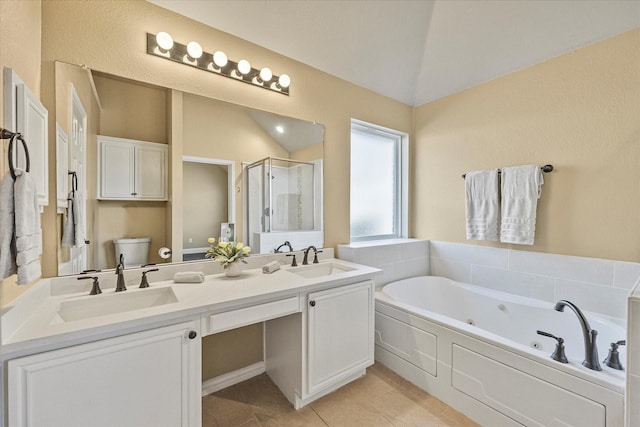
[0,258,379,427]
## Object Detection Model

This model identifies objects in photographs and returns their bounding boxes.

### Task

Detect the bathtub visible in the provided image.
[374,276,625,427]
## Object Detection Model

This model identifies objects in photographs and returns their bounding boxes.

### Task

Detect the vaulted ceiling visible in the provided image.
[149,0,640,107]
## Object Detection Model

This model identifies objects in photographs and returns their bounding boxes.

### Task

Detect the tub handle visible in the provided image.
[536,330,568,364]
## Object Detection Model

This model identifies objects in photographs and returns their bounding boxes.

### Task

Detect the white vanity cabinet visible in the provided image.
[7,320,201,427]
[266,280,374,409]
[98,135,168,200]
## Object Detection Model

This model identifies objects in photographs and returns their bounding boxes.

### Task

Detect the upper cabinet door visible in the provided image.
[135,142,167,200]
[98,135,167,200]
[99,137,136,199]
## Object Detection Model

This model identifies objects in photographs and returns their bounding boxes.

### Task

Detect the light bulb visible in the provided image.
[276,125,284,134]
[187,41,203,59]
[259,67,273,82]
[213,51,228,68]
[237,59,251,75]
[156,32,174,50]
[278,74,291,89]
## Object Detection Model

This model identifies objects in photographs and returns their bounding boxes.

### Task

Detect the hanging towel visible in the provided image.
[74,191,85,248]
[61,191,75,247]
[61,190,85,248]
[465,169,500,241]
[13,169,42,284]
[0,173,17,279]
[500,165,544,245]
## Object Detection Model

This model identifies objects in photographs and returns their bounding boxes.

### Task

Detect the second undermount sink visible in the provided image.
[57,287,179,323]
[289,262,356,279]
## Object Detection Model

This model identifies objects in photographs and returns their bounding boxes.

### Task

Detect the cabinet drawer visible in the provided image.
[203,296,300,336]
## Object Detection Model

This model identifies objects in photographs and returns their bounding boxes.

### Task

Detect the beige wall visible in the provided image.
[0,0,42,305]
[183,162,228,250]
[92,73,169,269]
[413,28,640,262]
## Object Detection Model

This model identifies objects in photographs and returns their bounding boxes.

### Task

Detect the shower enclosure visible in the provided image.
[245,157,322,253]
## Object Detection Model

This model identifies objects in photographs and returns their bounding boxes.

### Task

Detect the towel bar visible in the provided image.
[462,164,553,179]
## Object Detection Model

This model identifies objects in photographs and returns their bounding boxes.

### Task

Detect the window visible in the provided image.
[350,119,408,241]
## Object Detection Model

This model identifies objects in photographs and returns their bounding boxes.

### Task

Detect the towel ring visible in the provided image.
[8,133,30,180]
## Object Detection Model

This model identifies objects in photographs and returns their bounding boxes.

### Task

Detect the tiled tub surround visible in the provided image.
[627,279,640,427]
[429,241,640,320]
[338,239,430,287]
[376,276,625,426]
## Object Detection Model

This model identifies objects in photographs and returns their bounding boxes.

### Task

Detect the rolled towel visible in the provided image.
[173,271,205,283]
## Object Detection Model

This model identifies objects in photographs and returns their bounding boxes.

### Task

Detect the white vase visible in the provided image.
[224,262,244,277]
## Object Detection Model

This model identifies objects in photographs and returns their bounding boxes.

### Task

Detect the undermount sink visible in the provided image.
[57,287,179,323]
[289,262,355,279]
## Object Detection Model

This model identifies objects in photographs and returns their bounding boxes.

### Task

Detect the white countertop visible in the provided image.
[0,258,381,357]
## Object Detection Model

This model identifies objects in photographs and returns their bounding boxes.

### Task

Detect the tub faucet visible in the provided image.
[554,300,601,371]
[115,254,127,292]
[275,241,293,253]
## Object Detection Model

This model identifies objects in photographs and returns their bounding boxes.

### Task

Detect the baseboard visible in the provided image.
[201,361,265,396]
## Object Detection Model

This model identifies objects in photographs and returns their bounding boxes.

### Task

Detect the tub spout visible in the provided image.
[554,300,601,371]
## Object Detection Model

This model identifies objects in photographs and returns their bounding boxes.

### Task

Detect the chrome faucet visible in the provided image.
[554,300,601,371]
[275,241,293,253]
[302,246,322,265]
[115,254,127,292]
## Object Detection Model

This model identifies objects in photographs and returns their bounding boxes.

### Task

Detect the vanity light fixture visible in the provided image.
[146,32,290,95]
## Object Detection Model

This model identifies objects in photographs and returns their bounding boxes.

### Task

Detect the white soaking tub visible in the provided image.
[374,276,626,427]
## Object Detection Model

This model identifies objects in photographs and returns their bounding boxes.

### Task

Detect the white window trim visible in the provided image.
[350,119,408,242]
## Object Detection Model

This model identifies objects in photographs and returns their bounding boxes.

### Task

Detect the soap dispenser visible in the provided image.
[603,340,626,370]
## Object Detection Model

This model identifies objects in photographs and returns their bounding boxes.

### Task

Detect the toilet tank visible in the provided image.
[113,237,151,268]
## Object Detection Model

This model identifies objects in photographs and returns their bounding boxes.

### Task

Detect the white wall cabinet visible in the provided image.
[266,280,374,408]
[98,135,167,200]
[8,321,201,427]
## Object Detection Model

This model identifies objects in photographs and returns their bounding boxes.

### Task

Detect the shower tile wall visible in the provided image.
[430,241,640,320]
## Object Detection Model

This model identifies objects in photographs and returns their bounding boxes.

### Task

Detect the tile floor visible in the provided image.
[202,363,480,426]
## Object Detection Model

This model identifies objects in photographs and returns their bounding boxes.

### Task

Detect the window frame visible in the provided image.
[349,119,408,242]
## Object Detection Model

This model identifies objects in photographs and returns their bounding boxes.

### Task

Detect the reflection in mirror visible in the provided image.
[245,157,323,253]
[55,62,324,275]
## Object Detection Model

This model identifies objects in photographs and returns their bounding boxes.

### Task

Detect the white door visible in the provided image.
[8,321,202,427]
[62,85,88,274]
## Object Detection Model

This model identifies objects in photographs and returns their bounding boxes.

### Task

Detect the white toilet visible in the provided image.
[113,237,151,268]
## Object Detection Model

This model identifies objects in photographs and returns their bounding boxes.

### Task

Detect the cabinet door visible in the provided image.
[307,281,373,394]
[8,321,201,427]
[99,138,135,199]
[135,143,167,200]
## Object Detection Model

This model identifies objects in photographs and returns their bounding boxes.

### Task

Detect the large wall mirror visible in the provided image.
[54,62,324,275]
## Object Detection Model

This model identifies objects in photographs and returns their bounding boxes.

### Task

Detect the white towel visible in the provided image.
[500,165,544,245]
[13,169,42,284]
[74,191,85,248]
[465,169,500,241]
[61,191,75,247]
[0,173,17,279]
[61,191,85,248]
